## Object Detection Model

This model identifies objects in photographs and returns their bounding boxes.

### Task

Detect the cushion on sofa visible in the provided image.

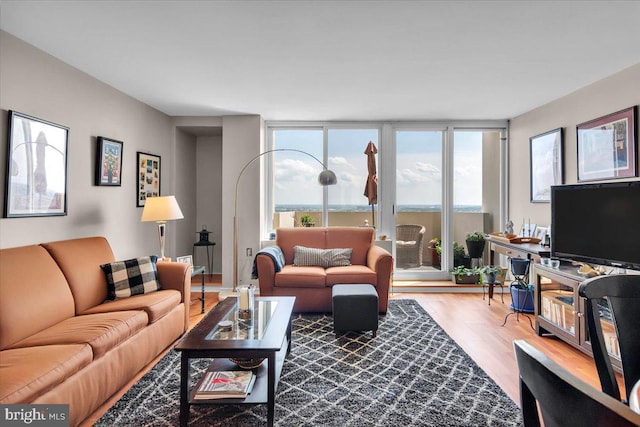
[325,227,373,265]
[326,265,378,286]
[41,237,116,314]
[0,245,75,351]
[0,344,92,404]
[9,311,148,359]
[274,265,326,288]
[81,289,181,324]
[293,246,352,267]
[101,256,160,300]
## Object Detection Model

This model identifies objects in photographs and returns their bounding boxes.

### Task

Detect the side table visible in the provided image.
[192,241,215,275]
[191,265,206,314]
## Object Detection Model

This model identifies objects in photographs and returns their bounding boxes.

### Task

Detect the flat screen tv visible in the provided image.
[551,181,640,271]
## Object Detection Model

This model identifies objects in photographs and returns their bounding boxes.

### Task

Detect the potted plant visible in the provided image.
[300,214,315,227]
[453,242,470,267]
[428,238,441,268]
[449,265,480,284]
[509,258,534,312]
[480,265,502,284]
[465,231,486,259]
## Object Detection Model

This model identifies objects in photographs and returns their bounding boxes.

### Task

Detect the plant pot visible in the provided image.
[452,273,479,284]
[466,239,486,259]
[510,286,534,313]
[454,256,471,268]
[484,272,497,283]
[428,247,441,268]
[511,258,530,276]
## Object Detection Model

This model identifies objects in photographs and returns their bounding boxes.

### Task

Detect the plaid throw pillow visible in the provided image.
[293,246,352,268]
[101,256,161,300]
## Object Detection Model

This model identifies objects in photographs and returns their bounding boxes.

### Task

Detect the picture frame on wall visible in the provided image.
[4,111,69,218]
[95,137,123,186]
[577,106,637,182]
[530,127,563,203]
[136,151,161,207]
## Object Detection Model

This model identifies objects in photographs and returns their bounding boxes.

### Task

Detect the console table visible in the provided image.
[485,236,550,299]
[487,236,550,266]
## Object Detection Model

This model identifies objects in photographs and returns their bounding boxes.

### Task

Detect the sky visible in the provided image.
[272,128,483,207]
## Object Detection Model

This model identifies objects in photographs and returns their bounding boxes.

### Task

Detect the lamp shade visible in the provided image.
[318,169,337,186]
[141,196,184,222]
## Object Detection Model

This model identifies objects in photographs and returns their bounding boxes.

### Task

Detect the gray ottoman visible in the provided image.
[332,284,379,338]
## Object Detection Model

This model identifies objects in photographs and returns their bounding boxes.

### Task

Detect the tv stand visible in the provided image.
[533,263,621,371]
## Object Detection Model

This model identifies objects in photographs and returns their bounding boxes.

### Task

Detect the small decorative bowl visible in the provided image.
[229,357,265,369]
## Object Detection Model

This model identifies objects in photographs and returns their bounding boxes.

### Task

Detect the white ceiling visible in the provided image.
[2,1,639,121]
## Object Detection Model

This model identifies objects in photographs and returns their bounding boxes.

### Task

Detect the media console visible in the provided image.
[533,263,621,371]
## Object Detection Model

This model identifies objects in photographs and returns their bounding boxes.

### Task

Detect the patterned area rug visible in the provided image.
[96,299,522,426]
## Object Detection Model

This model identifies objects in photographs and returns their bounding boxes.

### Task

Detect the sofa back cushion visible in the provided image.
[41,237,116,314]
[0,245,75,350]
[276,227,373,266]
[326,227,373,265]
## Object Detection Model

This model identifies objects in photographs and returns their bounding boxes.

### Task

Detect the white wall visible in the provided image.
[174,128,197,259]
[0,31,182,259]
[509,63,640,230]
[221,115,263,290]
[196,135,222,273]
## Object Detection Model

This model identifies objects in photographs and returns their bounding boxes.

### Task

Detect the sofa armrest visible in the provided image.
[367,245,393,313]
[256,254,277,296]
[157,261,191,331]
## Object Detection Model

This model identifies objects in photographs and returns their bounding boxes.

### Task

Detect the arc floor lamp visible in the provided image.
[233,149,337,292]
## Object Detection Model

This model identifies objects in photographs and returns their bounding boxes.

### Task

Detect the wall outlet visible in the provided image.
[246,248,252,257]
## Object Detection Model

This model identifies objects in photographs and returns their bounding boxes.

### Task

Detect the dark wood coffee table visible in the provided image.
[175,296,295,426]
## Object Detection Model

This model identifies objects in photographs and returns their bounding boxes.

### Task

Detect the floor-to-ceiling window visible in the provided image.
[327,128,380,227]
[269,128,324,230]
[394,129,444,275]
[266,122,507,282]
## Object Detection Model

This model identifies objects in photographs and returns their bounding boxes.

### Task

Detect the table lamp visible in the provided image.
[141,195,184,261]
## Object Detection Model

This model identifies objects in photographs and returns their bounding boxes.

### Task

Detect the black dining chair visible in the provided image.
[513,340,640,427]
[578,274,640,403]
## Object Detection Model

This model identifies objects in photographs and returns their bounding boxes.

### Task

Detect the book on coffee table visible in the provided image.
[194,370,256,399]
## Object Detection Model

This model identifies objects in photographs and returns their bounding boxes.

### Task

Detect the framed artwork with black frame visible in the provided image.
[95,136,123,186]
[136,151,161,207]
[530,127,563,203]
[577,106,637,182]
[4,111,69,218]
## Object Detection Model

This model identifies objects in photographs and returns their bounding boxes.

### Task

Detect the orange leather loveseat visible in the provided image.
[0,236,191,426]
[256,227,393,313]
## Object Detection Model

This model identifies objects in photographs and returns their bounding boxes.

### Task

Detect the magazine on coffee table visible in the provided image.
[194,370,256,399]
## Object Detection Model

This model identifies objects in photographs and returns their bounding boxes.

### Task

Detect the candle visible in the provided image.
[239,287,249,310]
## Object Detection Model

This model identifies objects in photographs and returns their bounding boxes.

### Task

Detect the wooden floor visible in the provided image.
[81,276,622,425]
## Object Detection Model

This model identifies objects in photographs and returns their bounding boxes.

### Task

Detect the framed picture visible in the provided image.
[176,255,193,265]
[95,137,123,186]
[530,128,563,202]
[533,226,547,241]
[136,152,161,207]
[4,111,69,217]
[577,106,637,182]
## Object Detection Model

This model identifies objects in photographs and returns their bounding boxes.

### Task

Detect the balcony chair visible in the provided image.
[513,340,640,427]
[578,274,640,403]
[395,224,425,268]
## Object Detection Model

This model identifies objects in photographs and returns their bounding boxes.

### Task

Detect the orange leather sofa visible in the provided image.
[0,237,191,426]
[256,227,393,313]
